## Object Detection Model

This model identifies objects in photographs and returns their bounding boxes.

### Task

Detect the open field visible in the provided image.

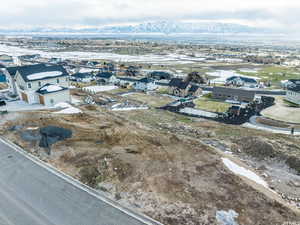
[124,92,174,107]
[239,66,300,87]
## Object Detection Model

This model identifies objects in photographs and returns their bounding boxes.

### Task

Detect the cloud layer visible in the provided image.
[0,0,299,31]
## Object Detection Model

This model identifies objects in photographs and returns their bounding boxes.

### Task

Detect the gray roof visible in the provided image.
[8,64,68,82]
[169,78,189,89]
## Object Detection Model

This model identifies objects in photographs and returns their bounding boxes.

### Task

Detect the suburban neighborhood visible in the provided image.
[0,30,299,225]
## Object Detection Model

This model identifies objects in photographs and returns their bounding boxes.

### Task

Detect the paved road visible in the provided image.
[244,116,300,135]
[0,138,160,225]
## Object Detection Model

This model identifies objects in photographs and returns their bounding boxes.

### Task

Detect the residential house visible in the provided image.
[4,64,70,106]
[18,54,41,61]
[285,79,300,105]
[134,78,157,91]
[225,76,258,88]
[212,86,255,103]
[103,63,115,72]
[96,72,119,84]
[149,71,172,80]
[70,72,94,83]
[49,57,62,64]
[168,78,202,97]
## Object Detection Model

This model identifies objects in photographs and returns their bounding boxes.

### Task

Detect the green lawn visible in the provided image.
[238,66,300,87]
[194,97,231,113]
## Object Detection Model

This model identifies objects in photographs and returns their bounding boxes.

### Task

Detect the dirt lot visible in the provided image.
[261,96,300,124]
[1,104,300,225]
[124,92,174,108]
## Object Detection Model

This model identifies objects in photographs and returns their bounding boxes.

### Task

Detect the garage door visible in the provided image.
[21,92,28,102]
[39,95,45,105]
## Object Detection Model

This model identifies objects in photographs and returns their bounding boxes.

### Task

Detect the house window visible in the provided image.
[38,81,41,87]
[57,78,60,83]
[27,83,31,88]
[50,99,54,105]
[65,77,69,82]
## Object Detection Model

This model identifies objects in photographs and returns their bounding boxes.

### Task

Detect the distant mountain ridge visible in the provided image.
[100,21,264,34]
[0,21,270,34]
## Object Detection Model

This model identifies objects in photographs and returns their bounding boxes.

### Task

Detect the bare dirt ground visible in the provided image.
[261,97,300,124]
[1,103,300,225]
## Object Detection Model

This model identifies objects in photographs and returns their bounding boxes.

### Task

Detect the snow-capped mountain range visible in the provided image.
[0,21,270,34]
[100,21,264,34]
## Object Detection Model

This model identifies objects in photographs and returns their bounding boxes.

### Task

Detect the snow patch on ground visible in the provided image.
[222,158,268,188]
[179,107,218,118]
[207,70,260,84]
[83,85,117,93]
[0,44,202,64]
[27,71,63,80]
[54,102,82,114]
[216,210,239,225]
[239,68,259,73]
[112,106,149,111]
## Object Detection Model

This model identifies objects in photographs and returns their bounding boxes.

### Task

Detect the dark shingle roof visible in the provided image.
[287,79,300,92]
[189,85,200,93]
[226,76,257,84]
[138,77,154,83]
[72,72,92,79]
[169,78,189,89]
[96,72,113,79]
[8,64,68,82]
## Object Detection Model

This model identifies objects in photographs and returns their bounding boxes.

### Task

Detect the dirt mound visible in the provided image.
[235,136,277,159]
[234,136,300,174]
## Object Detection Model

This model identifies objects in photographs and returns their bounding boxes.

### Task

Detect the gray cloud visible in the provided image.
[0,0,299,32]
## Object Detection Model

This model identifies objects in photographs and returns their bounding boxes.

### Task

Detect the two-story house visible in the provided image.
[285,79,300,105]
[5,64,70,106]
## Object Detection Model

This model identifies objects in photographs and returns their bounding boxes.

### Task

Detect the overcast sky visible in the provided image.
[0,0,299,30]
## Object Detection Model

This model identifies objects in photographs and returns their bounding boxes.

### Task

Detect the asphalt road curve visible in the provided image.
[0,138,160,225]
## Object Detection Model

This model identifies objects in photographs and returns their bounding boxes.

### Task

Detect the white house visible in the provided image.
[134,78,157,91]
[285,79,300,105]
[70,72,93,83]
[4,64,70,106]
[96,72,119,84]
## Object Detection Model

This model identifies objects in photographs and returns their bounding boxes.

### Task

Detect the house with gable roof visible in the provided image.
[4,64,70,106]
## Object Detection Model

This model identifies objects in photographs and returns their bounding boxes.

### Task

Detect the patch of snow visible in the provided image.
[0,44,202,64]
[69,85,77,89]
[207,70,260,84]
[239,68,259,73]
[179,107,218,118]
[54,107,82,114]
[222,158,268,187]
[83,85,117,93]
[71,97,81,105]
[26,127,39,130]
[112,106,149,111]
[54,102,72,108]
[216,210,239,225]
[27,71,63,80]
[0,89,9,93]
[40,84,63,92]
[78,68,97,73]
[54,102,82,114]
